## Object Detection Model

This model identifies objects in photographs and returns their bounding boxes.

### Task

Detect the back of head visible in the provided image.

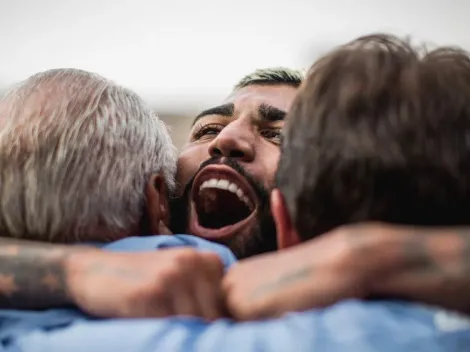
[0,69,176,242]
[276,34,470,241]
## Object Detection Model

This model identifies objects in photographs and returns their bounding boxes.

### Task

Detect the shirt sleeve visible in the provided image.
[6,300,470,352]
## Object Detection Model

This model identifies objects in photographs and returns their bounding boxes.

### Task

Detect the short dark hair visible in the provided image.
[276,34,470,241]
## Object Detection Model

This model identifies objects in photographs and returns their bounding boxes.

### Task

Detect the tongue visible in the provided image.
[196,188,252,229]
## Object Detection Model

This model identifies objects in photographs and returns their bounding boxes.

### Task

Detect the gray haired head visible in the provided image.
[0,68,177,242]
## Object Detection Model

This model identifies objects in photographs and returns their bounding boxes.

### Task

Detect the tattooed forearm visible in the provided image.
[398,229,470,276]
[401,234,440,274]
[365,226,470,313]
[0,238,91,309]
[249,267,312,300]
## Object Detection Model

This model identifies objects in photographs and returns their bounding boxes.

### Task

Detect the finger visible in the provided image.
[170,265,202,318]
[143,288,175,318]
[194,253,226,321]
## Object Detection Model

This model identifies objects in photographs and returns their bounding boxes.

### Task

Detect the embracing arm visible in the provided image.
[224,223,470,320]
[367,225,470,312]
[0,237,227,320]
[0,237,92,309]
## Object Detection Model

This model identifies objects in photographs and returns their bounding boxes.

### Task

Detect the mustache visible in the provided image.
[184,156,269,201]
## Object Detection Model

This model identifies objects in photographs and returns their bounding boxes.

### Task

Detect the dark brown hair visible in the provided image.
[276,34,470,241]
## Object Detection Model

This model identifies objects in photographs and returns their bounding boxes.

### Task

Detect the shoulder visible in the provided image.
[9,300,469,352]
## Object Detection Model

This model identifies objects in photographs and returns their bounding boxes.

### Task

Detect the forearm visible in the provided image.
[223,224,470,321]
[0,237,94,309]
[363,225,470,313]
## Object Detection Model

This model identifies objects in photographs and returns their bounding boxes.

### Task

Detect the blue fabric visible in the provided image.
[3,301,470,351]
[101,234,237,269]
[1,235,469,351]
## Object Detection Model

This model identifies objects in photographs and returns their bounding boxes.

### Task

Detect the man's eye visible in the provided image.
[261,129,282,144]
[192,123,223,141]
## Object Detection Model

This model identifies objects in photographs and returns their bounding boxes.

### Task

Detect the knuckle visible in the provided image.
[227,298,256,321]
[223,266,242,288]
[199,251,219,260]
[221,274,234,293]
[225,291,240,314]
[147,284,168,300]
[121,286,154,309]
[172,248,199,265]
[201,252,224,266]
[203,254,225,277]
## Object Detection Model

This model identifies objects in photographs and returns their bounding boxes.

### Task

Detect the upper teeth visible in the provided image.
[199,178,254,211]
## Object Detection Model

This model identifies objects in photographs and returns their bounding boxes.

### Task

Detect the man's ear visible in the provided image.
[271,189,301,250]
[145,173,171,235]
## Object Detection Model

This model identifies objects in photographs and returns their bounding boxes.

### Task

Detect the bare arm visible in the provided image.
[0,237,92,309]
[369,226,470,313]
[0,237,227,320]
[223,224,470,320]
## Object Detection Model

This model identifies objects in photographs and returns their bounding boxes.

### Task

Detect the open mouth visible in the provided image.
[189,165,259,239]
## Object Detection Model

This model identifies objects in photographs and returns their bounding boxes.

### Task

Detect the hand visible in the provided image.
[65,248,226,320]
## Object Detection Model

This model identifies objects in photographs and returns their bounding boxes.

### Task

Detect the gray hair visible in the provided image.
[0,69,177,243]
[234,67,304,90]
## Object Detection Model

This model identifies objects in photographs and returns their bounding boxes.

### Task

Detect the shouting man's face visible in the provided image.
[172,83,298,258]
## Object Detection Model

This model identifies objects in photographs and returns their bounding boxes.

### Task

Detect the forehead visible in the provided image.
[225,84,298,114]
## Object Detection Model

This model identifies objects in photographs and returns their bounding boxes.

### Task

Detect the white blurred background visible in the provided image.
[1,0,470,148]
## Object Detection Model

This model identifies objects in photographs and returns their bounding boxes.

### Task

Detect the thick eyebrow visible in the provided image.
[258,103,287,123]
[191,103,235,126]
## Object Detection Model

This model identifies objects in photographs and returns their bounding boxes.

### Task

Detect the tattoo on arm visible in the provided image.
[454,229,470,274]
[401,234,440,274]
[249,267,313,300]
[399,229,470,277]
[0,238,87,309]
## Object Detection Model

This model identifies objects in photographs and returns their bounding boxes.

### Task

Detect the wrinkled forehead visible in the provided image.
[224,84,299,117]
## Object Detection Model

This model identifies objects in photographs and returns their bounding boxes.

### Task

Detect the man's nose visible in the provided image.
[208,120,255,162]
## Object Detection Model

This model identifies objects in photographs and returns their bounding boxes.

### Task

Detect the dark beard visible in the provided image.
[169,157,277,259]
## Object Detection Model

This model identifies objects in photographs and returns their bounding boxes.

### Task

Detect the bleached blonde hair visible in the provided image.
[0,69,177,242]
[234,67,304,90]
